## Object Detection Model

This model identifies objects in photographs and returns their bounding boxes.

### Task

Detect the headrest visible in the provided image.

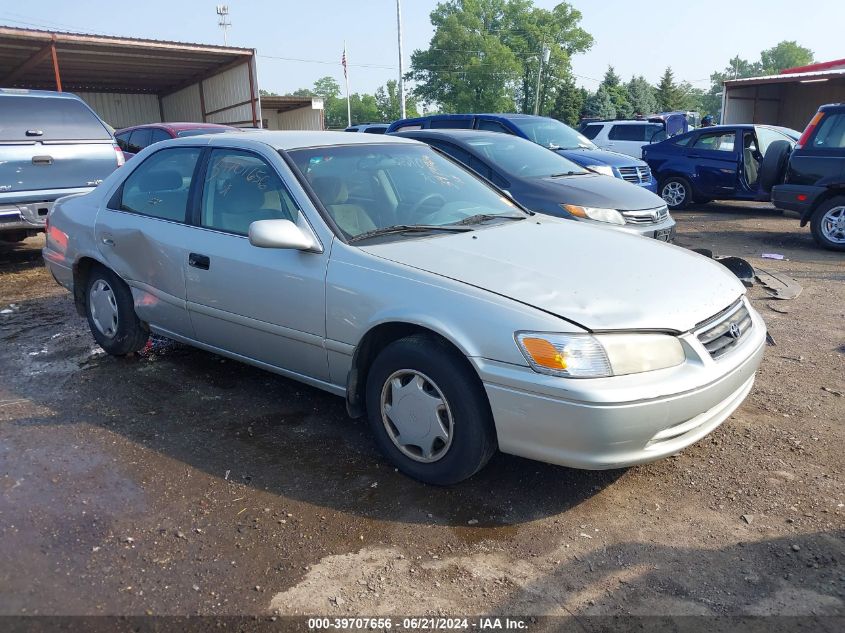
[217,177,265,211]
[137,169,182,192]
[311,176,348,205]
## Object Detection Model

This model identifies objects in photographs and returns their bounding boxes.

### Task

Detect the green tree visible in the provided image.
[259,89,279,97]
[375,80,420,121]
[601,65,622,89]
[409,0,592,114]
[655,67,686,111]
[582,86,616,119]
[312,76,342,100]
[626,76,657,116]
[759,41,813,75]
[549,72,583,126]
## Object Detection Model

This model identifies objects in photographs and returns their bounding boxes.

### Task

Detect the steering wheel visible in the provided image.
[408,193,446,220]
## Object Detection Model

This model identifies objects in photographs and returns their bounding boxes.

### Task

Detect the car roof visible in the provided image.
[165,130,420,151]
[117,122,237,133]
[0,88,83,100]
[393,128,524,147]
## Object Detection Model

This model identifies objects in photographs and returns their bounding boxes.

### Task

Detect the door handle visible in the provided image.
[32,155,53,165]
[188,253,210,270]
[101,237,115,247]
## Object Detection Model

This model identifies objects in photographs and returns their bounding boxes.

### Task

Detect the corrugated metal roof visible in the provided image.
[0,25,254,94]
[724,68,845,87]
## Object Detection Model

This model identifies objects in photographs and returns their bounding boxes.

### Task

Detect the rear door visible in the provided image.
[689,129,740,197]
[0,94,117,195]
[95,146,203,338]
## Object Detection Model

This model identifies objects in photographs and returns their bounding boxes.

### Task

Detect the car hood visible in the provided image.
[531,173,665,211]
[556,147,645,168]
[361,219,744,332]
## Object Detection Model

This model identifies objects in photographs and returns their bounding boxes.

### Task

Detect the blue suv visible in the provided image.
[387,113,657,193]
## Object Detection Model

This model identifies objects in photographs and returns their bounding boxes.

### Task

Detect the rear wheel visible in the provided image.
[365,334,496,485]
[810,197,845,251]
[85,265,148,355]
[660,177,692,210]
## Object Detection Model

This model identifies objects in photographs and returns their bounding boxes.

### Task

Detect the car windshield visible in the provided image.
[516,118,597,150]
[176,128,233,137]
[464,135,588,178]
[287,143,526,241]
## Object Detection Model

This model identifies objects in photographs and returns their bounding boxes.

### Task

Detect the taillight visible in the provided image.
[796,111,824,149]
[113,143,125,167]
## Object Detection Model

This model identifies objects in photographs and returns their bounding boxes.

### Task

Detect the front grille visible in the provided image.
[618,165,652,185]
[621,206,669,225]
[696,301,753,359]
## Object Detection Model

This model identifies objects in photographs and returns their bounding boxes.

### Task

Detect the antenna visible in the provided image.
[216,5,231,46]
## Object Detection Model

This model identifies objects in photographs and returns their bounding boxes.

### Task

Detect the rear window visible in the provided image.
[810,113,845,149]
[0,95,110,141]
[363,127,387,134]
[608,123,663,142]
[581,124,603,140]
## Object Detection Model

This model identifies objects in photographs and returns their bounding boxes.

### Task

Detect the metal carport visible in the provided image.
[0,25,259,129]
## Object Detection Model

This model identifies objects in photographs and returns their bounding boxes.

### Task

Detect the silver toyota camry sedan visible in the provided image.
[43,131,766,485]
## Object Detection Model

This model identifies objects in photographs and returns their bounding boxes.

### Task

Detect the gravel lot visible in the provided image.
[0,204,843,619]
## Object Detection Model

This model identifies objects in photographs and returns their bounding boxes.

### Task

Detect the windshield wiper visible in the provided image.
[550,171,582,178]
[348,224,472,243]
[450,213,526,226]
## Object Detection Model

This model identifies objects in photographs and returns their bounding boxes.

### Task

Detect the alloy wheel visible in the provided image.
[89,279,119,338]
[820,205,845,244]
[661,181,687,207]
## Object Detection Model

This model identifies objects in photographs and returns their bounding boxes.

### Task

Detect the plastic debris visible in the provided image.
[756,269,802,300]
[761,253,785,260]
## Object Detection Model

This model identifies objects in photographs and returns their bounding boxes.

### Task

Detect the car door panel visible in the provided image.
[94,146,202,338]
[183,147,330,381]
[690,130,740,197]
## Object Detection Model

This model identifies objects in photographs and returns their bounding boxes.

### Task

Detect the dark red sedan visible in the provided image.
[114,122,241,159]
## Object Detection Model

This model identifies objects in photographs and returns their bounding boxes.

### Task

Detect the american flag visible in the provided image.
[341,47,348,79]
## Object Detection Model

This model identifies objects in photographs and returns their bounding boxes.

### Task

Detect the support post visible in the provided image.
[50,40,62,92]
[246,58,258,127]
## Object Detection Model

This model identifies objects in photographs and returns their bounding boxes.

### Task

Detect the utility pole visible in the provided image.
[396,0,406,119]
[533,44,550,116]
[216,5,231,46]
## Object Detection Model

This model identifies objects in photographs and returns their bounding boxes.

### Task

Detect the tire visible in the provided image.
[810,196,845,252]
[364,334,497,485]
[84,265,148,356]
[759,140,791,194]
[660,177,692,210]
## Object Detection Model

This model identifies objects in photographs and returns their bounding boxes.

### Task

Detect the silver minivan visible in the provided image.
[0,89,123,242]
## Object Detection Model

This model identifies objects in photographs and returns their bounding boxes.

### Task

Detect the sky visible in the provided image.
[2,1,842,96]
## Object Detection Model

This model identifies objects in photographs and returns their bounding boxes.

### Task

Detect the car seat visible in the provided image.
[213,176,290,235]
[310,176,376,236]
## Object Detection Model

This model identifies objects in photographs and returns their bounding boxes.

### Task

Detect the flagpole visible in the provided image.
[396,0,406,119]
[344,41,351,127]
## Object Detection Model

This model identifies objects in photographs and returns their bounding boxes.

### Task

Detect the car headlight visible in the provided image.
[515,332,685,378]
[561,204,626,225]
[586,164,615,177]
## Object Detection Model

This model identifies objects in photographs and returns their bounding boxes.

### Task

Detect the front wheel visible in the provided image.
[660,177,692,210]
[365,334,497,485]
[810,197,845,251]
[85,265,148,355]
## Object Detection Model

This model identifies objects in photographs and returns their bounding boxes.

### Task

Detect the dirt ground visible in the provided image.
[0,203,843,621]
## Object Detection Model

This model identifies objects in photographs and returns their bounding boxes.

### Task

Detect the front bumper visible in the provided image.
[0,188,96,233]
[474,299,766,470]
[617,215,676,241]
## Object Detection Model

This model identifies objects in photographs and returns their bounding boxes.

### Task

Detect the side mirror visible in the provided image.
[248,219,319,252]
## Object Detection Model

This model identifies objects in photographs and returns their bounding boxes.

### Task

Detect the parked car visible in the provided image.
[643,124,796,210]
[386,114,658,193]
[579,120,667,159]
[115,122,241,159]
[344,123,389,134]
[0,89,123,242]
[43,131,766,485]
[771,104,845,251]
[393,129,675,240]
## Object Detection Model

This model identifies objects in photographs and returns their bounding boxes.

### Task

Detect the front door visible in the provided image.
[689,130,740,198]
[94,146,202,338]
[183,147,330,381]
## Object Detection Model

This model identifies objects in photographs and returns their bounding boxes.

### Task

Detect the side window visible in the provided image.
[609,125,643,141]
[201,149,297,236]
[672,134,692,147]
[693,131,736,152]
[430,119,473,129]
[114,131,131,152]
[468,156,493,180]
[149,128,172,144]
[754,127,788,155]
[581,125,603,140]
[477,119,511,134]
[118,147,200,221]
[127,128,152,153]
[811,113,845,149]
[428,140,471,166]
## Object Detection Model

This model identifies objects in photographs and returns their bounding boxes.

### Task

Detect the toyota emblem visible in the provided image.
[728,323,741,339]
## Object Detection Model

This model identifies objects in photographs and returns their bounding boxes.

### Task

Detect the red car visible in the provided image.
[114,122,241,159]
